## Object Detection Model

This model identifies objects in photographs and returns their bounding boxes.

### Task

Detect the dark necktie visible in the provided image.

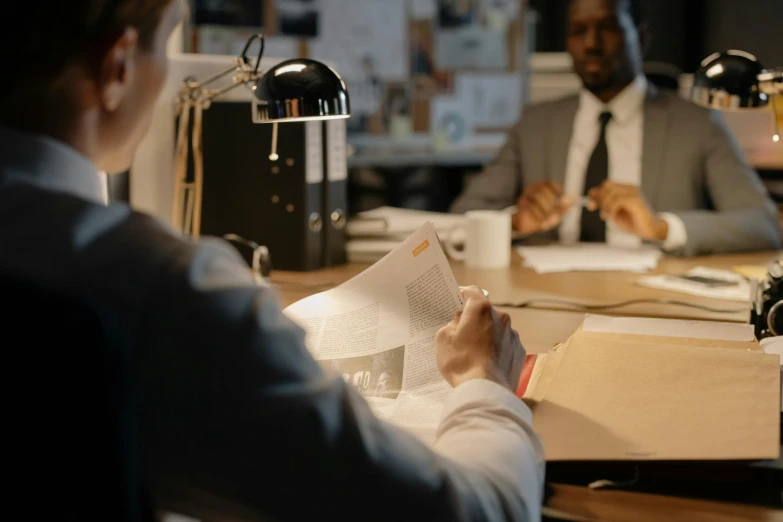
[580,111,613,242]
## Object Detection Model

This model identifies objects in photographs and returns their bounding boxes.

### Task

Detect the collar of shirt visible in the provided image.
[0,124,106,205]
[577,74,648,125]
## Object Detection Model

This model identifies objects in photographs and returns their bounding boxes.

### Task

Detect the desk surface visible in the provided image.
[270,251,783,521]
[546,484,783,522]
[274,250,780,325]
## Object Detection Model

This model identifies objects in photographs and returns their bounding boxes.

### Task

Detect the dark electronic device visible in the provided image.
[750,260,783,339]
[671,275,740,288]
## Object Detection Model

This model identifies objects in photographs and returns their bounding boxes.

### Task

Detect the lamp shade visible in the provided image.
[690,50,768,110]
[253,58,350,123]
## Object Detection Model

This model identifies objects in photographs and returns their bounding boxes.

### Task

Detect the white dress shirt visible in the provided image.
[559,75,687,249]
[0,124,544,521]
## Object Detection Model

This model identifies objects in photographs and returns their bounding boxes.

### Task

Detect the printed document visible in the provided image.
[284,223,463,438]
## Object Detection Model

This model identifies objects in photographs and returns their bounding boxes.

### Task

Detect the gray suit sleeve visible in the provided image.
[450,120,523,213]
[672,110,781,256]
[138,239,543,522]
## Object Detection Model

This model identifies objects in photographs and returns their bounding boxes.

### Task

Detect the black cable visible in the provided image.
[492,298,746,314]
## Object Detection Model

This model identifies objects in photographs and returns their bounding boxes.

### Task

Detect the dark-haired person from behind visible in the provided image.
[451,0,780,256]
[0,1,543,521]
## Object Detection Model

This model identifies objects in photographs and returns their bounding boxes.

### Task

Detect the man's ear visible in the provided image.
[100,28,139,112]
[637,22,651,56]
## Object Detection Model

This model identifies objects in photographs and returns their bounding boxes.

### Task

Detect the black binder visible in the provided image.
[194,101,347,271]
[323,119,349,267]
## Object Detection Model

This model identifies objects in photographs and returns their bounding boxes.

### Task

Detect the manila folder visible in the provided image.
[532,334,780,461]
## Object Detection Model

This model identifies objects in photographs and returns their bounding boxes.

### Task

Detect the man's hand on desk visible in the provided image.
[588,181,669,241]
[513,181,573,235]
[435,286,526,391]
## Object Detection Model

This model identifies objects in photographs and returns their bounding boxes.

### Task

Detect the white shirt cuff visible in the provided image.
[439,379,533,429]
[659,212,688,251]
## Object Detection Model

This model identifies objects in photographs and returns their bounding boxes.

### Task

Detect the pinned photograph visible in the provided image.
[437,0,476,28]
[277,0,320,37]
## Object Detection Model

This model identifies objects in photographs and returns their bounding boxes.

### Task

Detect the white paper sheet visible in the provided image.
[431,94,475,148]
[635,267,750,302]
[310,0,408,81]
[435,27,507,70]
[347,206,466,237]
[284,223,463,438]
[455,73,523,128]
[517,244,662,274]
[583,314,756,342]
[409,0,437,19]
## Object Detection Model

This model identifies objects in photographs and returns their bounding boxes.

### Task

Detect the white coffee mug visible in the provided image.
[445,210,511,269]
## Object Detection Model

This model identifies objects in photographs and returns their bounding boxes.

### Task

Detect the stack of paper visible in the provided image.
[635,266,751,301]
[760,337,783,413]
[346,206,466,262]
[347,206,466,237]
[517,244,662,274]
[517,314,780,461]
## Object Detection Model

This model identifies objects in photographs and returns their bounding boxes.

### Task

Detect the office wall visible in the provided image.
[702,0,783,69]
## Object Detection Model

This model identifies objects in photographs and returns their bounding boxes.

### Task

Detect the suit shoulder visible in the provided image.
[111,208,243,275]
[659,91,718,121]
[656,91,728,133]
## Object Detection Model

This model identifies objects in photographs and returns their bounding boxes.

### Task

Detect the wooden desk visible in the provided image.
[273,274,586,355]
[545,484,783,522]
[273,251,780,324]
[458,251,779,323]
[271,254,783,521]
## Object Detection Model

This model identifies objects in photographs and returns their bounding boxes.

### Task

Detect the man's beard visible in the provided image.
[583,76,618,96]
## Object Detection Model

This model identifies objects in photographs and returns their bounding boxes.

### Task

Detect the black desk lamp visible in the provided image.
[173,34,350,238]
[690,50,782,143]
[691,50,783,338]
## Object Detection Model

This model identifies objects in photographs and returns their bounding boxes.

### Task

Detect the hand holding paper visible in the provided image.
[588,181,669,241]
[514,181,574,235]
[436,286,526,391]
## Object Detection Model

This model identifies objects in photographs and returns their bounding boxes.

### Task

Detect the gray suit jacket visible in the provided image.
[0,125,543,522]
[451,87,781,256]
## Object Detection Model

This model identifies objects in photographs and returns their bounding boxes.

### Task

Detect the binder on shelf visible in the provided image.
[194,101,347,271]
[323,119,349,267]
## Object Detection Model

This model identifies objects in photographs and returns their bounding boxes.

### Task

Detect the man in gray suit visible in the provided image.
[451,0,780,256]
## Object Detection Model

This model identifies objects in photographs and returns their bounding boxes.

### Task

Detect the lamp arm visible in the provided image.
[172,34,267,238]
[202,72,262,103]
[759,68,783,96]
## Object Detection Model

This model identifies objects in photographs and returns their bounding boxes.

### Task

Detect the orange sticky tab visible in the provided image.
[412,240,430,257]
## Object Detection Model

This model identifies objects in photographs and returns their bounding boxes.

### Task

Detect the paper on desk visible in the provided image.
[284,223,481,442]
[582,314,755,342]
[517,244,662,274]
[635,267,750,301]
[532,334,781,461]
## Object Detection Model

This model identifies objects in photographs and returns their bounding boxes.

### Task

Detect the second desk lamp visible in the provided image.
[690,49,783,338]
[690,49,782,143]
